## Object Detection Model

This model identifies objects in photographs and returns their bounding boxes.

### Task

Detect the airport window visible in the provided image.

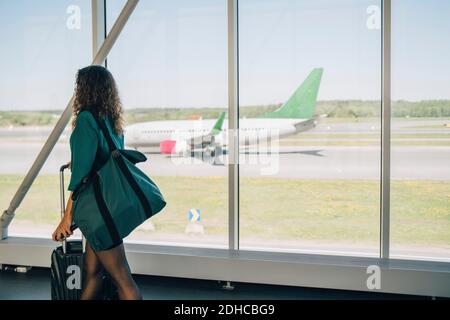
[0,0,91,238]
[1,0,450,298]
[106,0,228,248]
[390,0,450,261]
[238,0,382,256]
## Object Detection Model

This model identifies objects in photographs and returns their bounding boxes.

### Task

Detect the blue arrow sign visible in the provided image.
[188,209,201,222]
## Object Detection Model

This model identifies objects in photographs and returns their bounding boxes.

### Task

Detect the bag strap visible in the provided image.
[92,172,122,245]
[87,110,154,218]
[71,110,115,200]
[88,111,119,153]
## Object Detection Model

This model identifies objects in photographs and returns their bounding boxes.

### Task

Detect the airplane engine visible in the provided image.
[202,144,224,165]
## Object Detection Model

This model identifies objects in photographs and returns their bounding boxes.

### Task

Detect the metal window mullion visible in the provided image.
[380,0,391,260]
[227,0,239,251]
[92,0,107,63]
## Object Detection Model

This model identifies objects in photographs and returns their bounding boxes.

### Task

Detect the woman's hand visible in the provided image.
[52,214,73,242]
[52,191,74,242]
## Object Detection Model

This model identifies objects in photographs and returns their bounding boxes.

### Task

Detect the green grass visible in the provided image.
[316,100,450,118]
[1,175,449,247]
[0,111,59,127]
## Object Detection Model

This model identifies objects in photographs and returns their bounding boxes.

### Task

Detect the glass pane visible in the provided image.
[106,0,228,247]
[238,0,382,256]
[391,0,450,261]
[0,1,91,238]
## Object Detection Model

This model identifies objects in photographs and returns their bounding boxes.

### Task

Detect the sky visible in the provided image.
[0,0,449,111]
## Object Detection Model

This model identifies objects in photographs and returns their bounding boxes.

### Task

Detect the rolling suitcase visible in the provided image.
[50,162,118,300]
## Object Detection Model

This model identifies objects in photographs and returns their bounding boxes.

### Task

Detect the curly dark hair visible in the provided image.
[72,65,124,135]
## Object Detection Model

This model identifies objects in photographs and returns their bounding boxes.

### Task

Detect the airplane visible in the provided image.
[124,68,324,163]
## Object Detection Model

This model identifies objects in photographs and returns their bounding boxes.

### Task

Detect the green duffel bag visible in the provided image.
[71,112,166,252]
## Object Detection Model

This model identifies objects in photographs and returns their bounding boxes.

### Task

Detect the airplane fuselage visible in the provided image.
[124,118,308,149]
[123,68,323,152]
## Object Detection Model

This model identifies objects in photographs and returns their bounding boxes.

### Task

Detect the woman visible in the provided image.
[52,65,142,300]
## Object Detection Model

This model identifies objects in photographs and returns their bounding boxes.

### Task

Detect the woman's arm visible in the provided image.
[52,191,74,242]
[54,112,98,241]
[65,191,73,220]
[67,111,98,192]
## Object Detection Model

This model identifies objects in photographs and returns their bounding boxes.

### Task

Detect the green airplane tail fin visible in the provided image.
[261,68,323,119]
[210,111,226,135]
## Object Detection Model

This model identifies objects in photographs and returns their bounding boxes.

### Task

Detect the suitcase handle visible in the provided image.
[59,162,70,220]
[59,162,84,254]
[59,163,71,172]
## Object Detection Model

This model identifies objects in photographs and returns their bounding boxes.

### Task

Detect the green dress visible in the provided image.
[68,110,124,193]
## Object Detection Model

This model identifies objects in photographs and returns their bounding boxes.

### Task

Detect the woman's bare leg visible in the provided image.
[95,243,142,300]
[80,241,105,300]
